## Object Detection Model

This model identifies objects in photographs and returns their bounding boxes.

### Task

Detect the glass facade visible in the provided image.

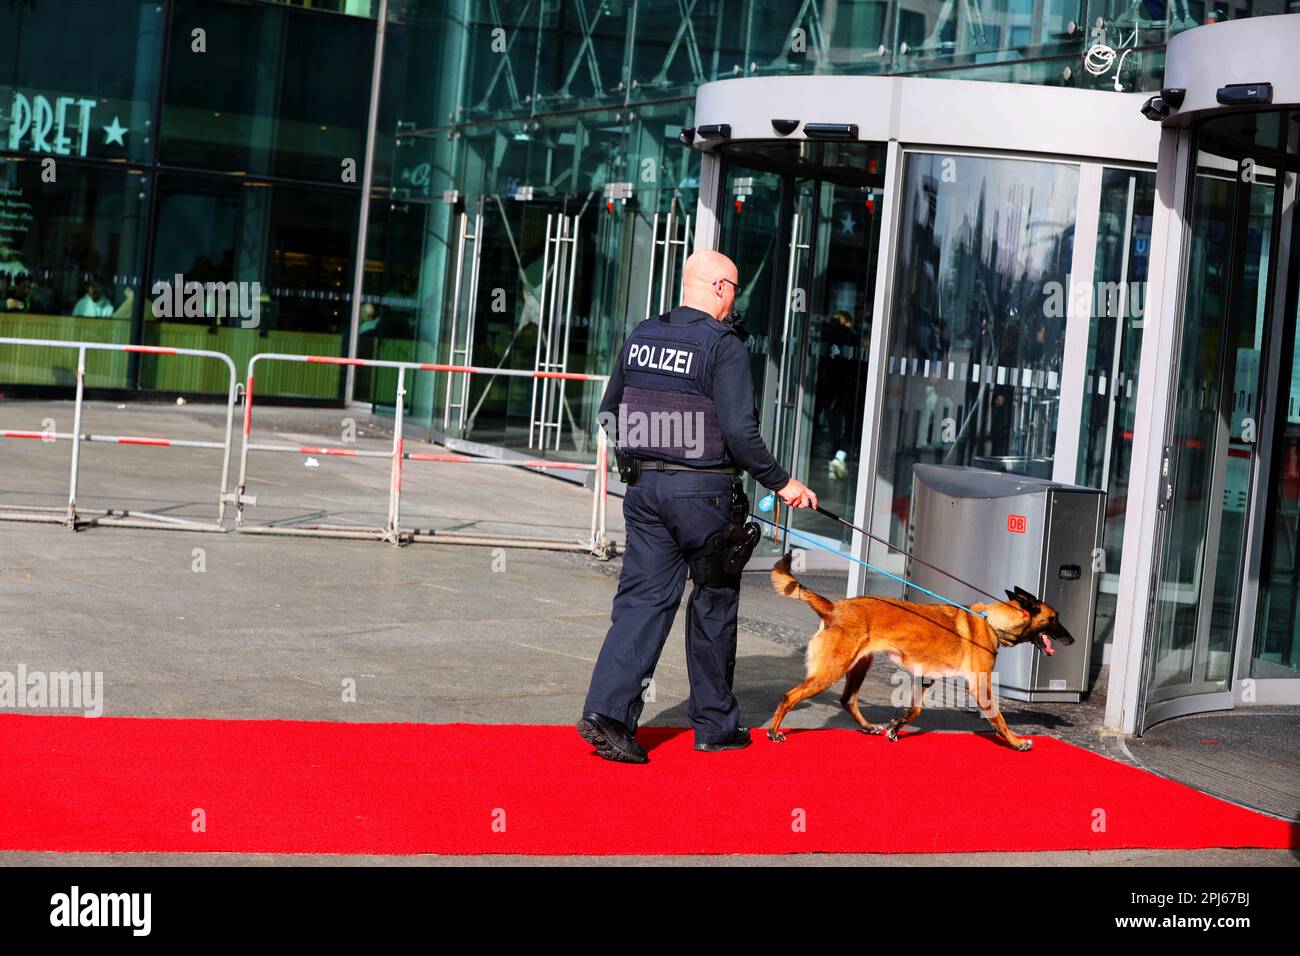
[6,0,1291,409]
[0,0,372,400]
[364,0,1292,446]
[161,0,375,183]
[1240,111,1300,683]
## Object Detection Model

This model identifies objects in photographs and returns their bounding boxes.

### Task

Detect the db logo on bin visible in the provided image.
[1007,514,1028,534]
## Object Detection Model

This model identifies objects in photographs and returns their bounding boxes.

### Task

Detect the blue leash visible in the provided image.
[748,512,989,620]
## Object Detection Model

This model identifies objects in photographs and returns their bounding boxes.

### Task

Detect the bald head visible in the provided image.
[681,249,739,321]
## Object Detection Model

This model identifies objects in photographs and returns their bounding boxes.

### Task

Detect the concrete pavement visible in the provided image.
[0,399,1294,865]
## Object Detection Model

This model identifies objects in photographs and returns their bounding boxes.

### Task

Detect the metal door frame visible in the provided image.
[705,156,844,558]
[442,201,484,433]
[1137,116,1291,730]
[1230,116,1300,705]
[771,197,812,470]
[529,210,580,449]
[760,173,840,554]
[1107,127,1195,735]
[643,197,693,319]
[1136,141,1243,729]
[1098,172,1140,502]
[847,140,905,591]
[1054,161,1102,485]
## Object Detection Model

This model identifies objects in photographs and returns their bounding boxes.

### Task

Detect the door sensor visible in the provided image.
[1217,83,1273,105]
[802,123,858,140]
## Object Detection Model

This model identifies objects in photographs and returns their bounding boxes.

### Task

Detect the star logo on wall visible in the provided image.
[839,210,857,235]
[103,117,128,147]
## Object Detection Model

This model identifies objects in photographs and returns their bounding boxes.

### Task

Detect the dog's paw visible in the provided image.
[767,729,786,743]
[885,726,900,742]
[859,724,883,736]
[1013,738,1033,752]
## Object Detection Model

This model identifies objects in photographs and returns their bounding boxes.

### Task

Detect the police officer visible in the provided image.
[577,250,818,764]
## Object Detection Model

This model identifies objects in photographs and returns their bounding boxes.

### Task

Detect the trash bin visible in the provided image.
[906,464,1105,702]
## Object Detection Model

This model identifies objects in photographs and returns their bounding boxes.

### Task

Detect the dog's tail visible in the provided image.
[771,552,835,621]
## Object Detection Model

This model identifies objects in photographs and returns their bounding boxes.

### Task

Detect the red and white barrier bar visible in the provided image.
[298,352,599,380]
[3,430,226,450]
[0,337,239,531]
[236,352,612,553]
[403,453,594,469]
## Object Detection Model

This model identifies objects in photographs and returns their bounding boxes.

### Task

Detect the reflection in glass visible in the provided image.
[0,159,145,389]
[162,0,375,182]
[870,152,1078,589]
[1078,168,1156,644]
[0,0,163,166]
[1250,112,1300,680]
[354,197,435,412]
[144,175,357,399]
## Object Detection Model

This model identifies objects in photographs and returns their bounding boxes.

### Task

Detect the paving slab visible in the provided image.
[1,399,1294,865]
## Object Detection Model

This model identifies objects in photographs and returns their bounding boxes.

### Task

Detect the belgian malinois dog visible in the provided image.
[767,553,1075,750]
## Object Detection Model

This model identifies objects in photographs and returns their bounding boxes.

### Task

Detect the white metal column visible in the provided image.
[848,140,904,597]
[1053,162,1103,484]
[694,150,723,253]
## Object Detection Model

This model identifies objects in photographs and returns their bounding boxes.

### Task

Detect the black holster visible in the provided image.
[614,448,641,485]
[687,478,761,589]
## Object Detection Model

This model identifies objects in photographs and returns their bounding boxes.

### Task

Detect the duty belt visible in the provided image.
[637,459,740,475]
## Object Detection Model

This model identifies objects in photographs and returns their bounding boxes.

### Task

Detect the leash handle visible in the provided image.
[812,505,1004,606]
[751,514,988,620]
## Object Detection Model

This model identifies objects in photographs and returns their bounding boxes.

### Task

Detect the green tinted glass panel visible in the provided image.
[145,174,357,398]
[162,0,375,182]
[0,158,147,389]
[0,0,162,165]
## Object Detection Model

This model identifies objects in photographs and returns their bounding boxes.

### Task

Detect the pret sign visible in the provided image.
[5,90,129,158]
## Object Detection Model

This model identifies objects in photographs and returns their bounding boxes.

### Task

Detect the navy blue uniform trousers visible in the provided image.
[583,467,741,745]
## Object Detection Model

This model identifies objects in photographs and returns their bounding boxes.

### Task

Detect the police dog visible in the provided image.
[766,553,1074,750]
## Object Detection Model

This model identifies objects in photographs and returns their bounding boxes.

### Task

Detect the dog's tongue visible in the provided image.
[1042,635,1055,656]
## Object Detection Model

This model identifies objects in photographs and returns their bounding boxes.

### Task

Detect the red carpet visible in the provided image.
[0,714,1294,855]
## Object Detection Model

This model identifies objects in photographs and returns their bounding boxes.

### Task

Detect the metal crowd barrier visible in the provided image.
[236,352,612,555]
[0,337,238,532]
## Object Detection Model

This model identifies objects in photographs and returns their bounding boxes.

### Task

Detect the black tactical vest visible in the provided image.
[616,309,732,466]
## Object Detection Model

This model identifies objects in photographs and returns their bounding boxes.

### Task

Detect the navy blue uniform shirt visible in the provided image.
[599,306,791,492]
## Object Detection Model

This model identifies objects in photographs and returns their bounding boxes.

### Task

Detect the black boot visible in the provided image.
[577,712,649,764]
[694,726,751,752]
